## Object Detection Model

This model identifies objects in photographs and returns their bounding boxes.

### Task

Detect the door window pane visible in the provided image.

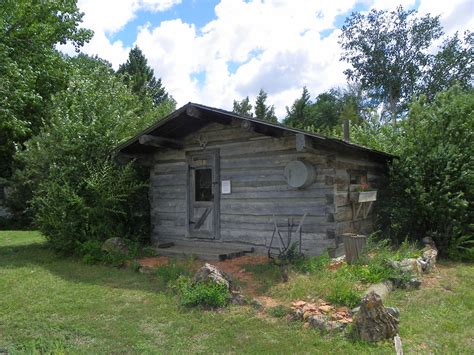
[195,168,212,201]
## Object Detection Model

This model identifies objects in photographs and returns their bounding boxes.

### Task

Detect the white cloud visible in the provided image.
[61,0,473,120]
[418,0,474,36]
[62,0,182,68]
[135,0,357,117]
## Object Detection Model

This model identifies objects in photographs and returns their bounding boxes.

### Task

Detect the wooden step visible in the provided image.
[153,244,254,261]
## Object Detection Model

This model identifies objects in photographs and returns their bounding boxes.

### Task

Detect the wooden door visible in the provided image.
[186,150,220,239]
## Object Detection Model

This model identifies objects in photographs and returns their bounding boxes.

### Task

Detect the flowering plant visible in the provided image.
[355,183,371,192]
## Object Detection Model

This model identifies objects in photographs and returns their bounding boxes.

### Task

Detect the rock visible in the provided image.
[292,300,307,308]
[319,305,334,313]
[401,258,423,274]
[405,278,422,290]
[193,263,232,290]
[308,314,345,332]
[290,308,305,321]
[390,258,423,276]
[352,291,399,342]
[365,280,394,300]
[420,248,437,272]
[229,291,246,305]
[422,236,436,248]
[101,237,129,255]
[250,298,264,310]
[385,307,400,321]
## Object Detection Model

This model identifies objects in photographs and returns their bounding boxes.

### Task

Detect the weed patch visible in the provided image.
[177,277,230,308]
[156,261,192,286]
[267,305,290,318]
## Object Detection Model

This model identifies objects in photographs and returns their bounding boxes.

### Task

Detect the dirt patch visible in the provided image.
[254,296,283,308]
[212,255,269,296]
[136,254,270,296]
[138,256,170,268]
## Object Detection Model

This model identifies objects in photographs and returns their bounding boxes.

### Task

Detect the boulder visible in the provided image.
[290,308,305,321]
[352,291,399,342]
[365,280,394,300]
[193,263,232,290]
[250,298,264,310]
[420,247,437,272]
[101,237,129,255]
[308,314,345,332]
[229,291,246,305]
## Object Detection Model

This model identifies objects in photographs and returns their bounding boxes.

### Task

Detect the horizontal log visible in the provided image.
[139,134,183,149]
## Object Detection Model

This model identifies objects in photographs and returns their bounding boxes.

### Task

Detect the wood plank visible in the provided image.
[139,134,183,149]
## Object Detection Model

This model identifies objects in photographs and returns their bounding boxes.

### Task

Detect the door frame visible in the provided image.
[185,149,220,240]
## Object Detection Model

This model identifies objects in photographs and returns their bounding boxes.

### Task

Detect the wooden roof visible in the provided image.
[114,102,394,161]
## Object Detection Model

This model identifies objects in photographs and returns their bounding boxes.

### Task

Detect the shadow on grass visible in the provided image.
[0,241,163,294]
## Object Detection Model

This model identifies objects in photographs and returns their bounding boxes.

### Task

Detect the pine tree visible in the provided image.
[117,46,170,106]
[284,86,312,127]
[232,96,253,117]
[254,89,277,123]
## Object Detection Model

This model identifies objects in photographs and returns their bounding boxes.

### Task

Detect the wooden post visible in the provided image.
[342,233,367,264]
[343,119,350,142]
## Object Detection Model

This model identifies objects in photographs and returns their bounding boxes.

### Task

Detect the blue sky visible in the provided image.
[64,0,473,118]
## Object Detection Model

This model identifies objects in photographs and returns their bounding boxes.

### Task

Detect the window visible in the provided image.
[195,168,212,201]
[349,170,367,186]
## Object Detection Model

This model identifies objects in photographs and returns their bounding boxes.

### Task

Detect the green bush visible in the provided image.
[384,87,474,260]
[326,278,361,308]
[79,240,104,264]
[78,238,133,267]
[11,55,173,255]
[341,86,473,260]
[177,277,230,308]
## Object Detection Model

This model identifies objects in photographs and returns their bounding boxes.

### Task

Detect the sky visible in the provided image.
[59,0,474,118]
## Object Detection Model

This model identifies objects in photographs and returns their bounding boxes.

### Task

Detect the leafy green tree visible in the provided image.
[347,86,473,260]
[339,6,443,124]
[424,31,473,100]
[0,0,92,179]
[117,46,174,108]
[254,89,277,123]
[11,55,165,253]
[232,96,254,117]
[284,86,365,132]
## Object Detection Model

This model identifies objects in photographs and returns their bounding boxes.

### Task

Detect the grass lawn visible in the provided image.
[0,231,473,353]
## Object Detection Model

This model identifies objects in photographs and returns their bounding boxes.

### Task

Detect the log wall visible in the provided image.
[150,121,340,255]
[149,120,388,256]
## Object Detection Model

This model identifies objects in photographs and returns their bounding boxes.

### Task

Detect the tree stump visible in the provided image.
[343,233,367,264]
[352,291,399,342]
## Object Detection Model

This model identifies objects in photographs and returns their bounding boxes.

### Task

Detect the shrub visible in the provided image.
[11,55,174,255]
[383,87,474,260]
[79,240,104,264]
[177,277,230,308]
[326,278,361,308]
[78,238,133,267]
[129,260,142,272]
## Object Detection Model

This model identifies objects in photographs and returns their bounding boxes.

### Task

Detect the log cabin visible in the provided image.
[115,103,393,260]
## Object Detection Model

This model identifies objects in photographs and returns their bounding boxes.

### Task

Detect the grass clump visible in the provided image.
[267,305,290,318]
[79,239,131,267]
[291,253,331,274]
[243,262,284,293]
[156,261,192,286]
[177,277,230,308]
[326,280,361,308]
